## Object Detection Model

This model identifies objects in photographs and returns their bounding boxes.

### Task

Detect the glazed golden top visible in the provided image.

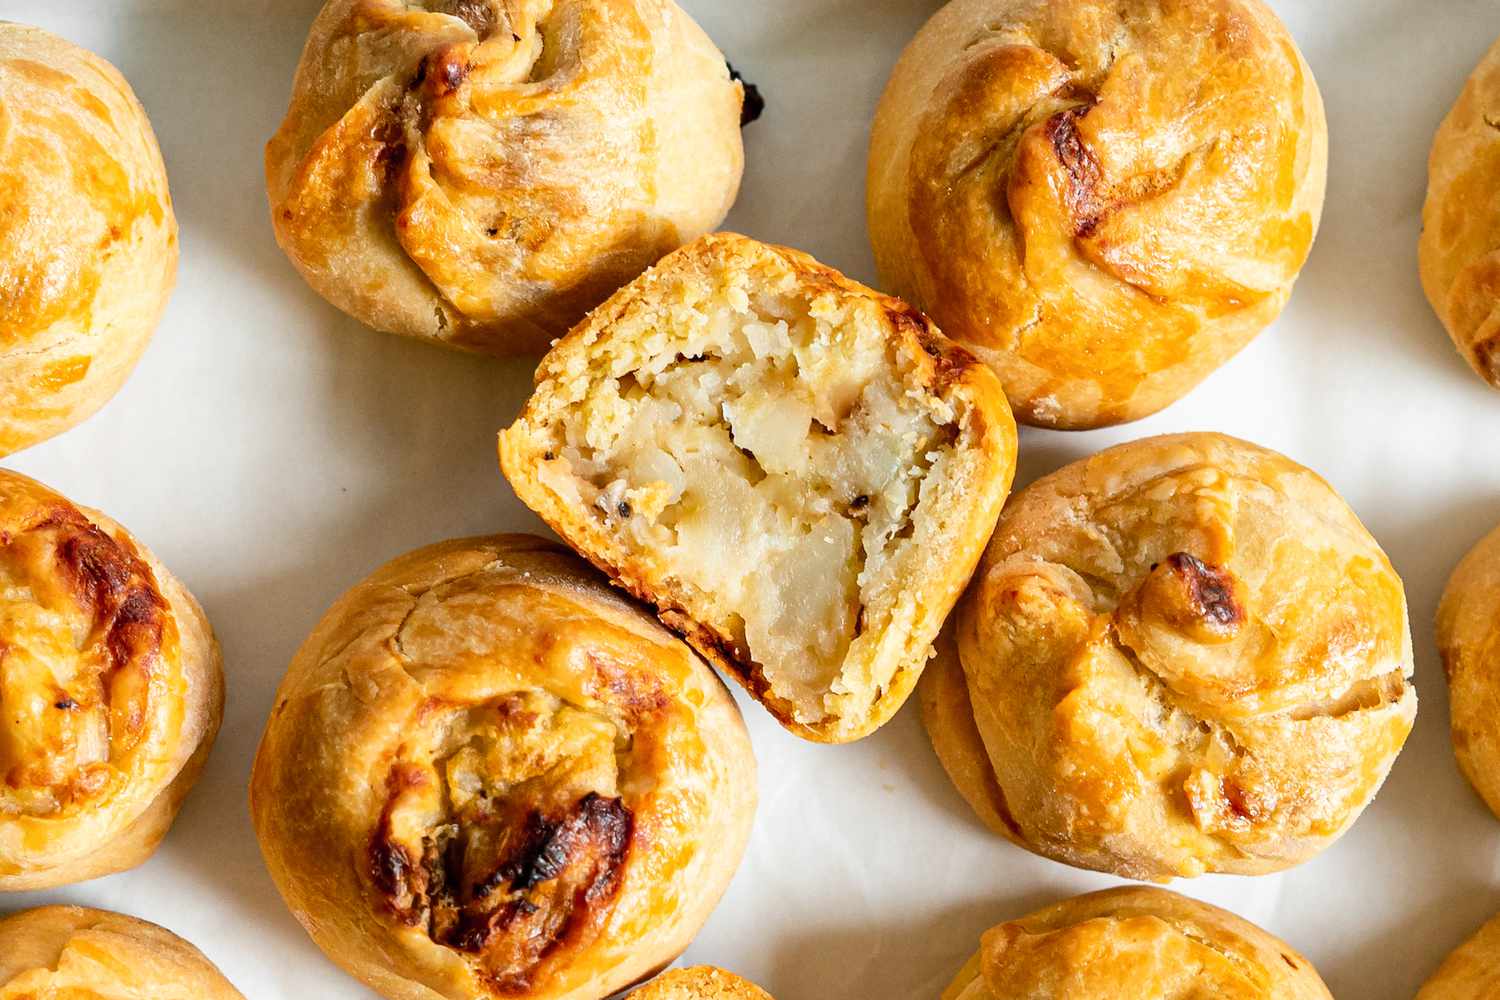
[0,906,244,1000]
[267,0,743,354]
[955,433,1415,879]
[1437,521,1500,819]
[1421,35,1500,388]
[868,0,1326,428]
[942,888,1331,999]
[0,24,177,455]
[629,967,774,1000]
[251,536,755,1000]
[0,470,189,875]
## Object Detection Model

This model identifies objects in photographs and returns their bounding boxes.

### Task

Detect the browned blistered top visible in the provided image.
[949,433,1415,880]
[251,536,756,1000]
[942,888,1332,1000]
[0,472,180,828]
[266,0,743,354]
[868,0,1326,429]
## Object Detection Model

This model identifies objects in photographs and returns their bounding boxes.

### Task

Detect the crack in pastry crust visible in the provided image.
[941,887,1332,1000]
[250,535,756,1000]
[0,469,220,891]
[266,0,744,354]
[868,0,1327,429]
[924,433,1416,880]
[500,233,1018,743]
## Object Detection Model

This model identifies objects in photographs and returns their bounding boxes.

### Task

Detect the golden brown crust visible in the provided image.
[0,906,243,999]
[1421,35,1500,388]
[1437,521,1500,818]
[629,967,773,1000]
[0,23,178,455]
[0,469,222,890]
[500,232,1018,742]
[266,0,743,355]
[250,534,756,1000]
[933,433,1415,879]
[868,0,1326,429]
[1417,909,1500,999]
[941,887,1331,999]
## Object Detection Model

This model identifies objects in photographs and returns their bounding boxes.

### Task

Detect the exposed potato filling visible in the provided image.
[537,288,958,722]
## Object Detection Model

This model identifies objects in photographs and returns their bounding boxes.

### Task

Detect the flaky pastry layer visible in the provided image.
[501,233,1017,742]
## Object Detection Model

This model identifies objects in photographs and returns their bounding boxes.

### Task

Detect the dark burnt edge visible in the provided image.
[727,62,765,127]
[1043,103,1104,238]
[1161,552,1244,628]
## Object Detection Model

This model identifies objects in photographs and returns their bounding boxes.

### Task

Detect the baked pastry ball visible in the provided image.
[0,906,244,998]
[250,534,756,1000]
[1417,909,1500,999]
[1422,36,1500,388]
[867,0,1327,429]
[1437,521,1500,818]
[0,469,222,891]
[500,233,1018,743]
[629,967,773,1000]
[924,432,1416,880]
[941,887,1332,999]
[0,24,178,455]
[266,0,744,355]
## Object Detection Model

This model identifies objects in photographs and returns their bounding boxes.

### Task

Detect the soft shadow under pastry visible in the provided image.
[500,232,1018,743]
[941,887,1332,999]
[266,0,745,355]
[0,469,223,891]
[0,23,178,455]
[1437,520,1500,818]
[924,432,1415,879]
[250,534,756,1000]
[0,906,244,998]
[867,0,1326,429]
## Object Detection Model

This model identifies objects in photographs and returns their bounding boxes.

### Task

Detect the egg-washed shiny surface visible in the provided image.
[0,469,222,891]
[1421,33,1500,389]
[867,0,1326,429]
[250,535,756,1000]
[266,0,744,355]
[1437,521,1500,820]
[940,887,1332,999]
[924,433,1415,880]
[0,906,244,1000]
[0,24,177,455]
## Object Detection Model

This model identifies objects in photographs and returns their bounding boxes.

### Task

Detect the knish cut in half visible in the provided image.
[500,233,1018,742]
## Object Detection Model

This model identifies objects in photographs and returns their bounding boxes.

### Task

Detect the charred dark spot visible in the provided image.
[50,514,169,685]
[849,495,869,511]
[1165,552,1243,627]
[439,57,468,94]
[615,500,632,519]
[53,697,78,711]
[370,838,415,916]
[542,450,555,461]
[485,227,499,237]
[1044,105,1104,238]
[727,62,765,127]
